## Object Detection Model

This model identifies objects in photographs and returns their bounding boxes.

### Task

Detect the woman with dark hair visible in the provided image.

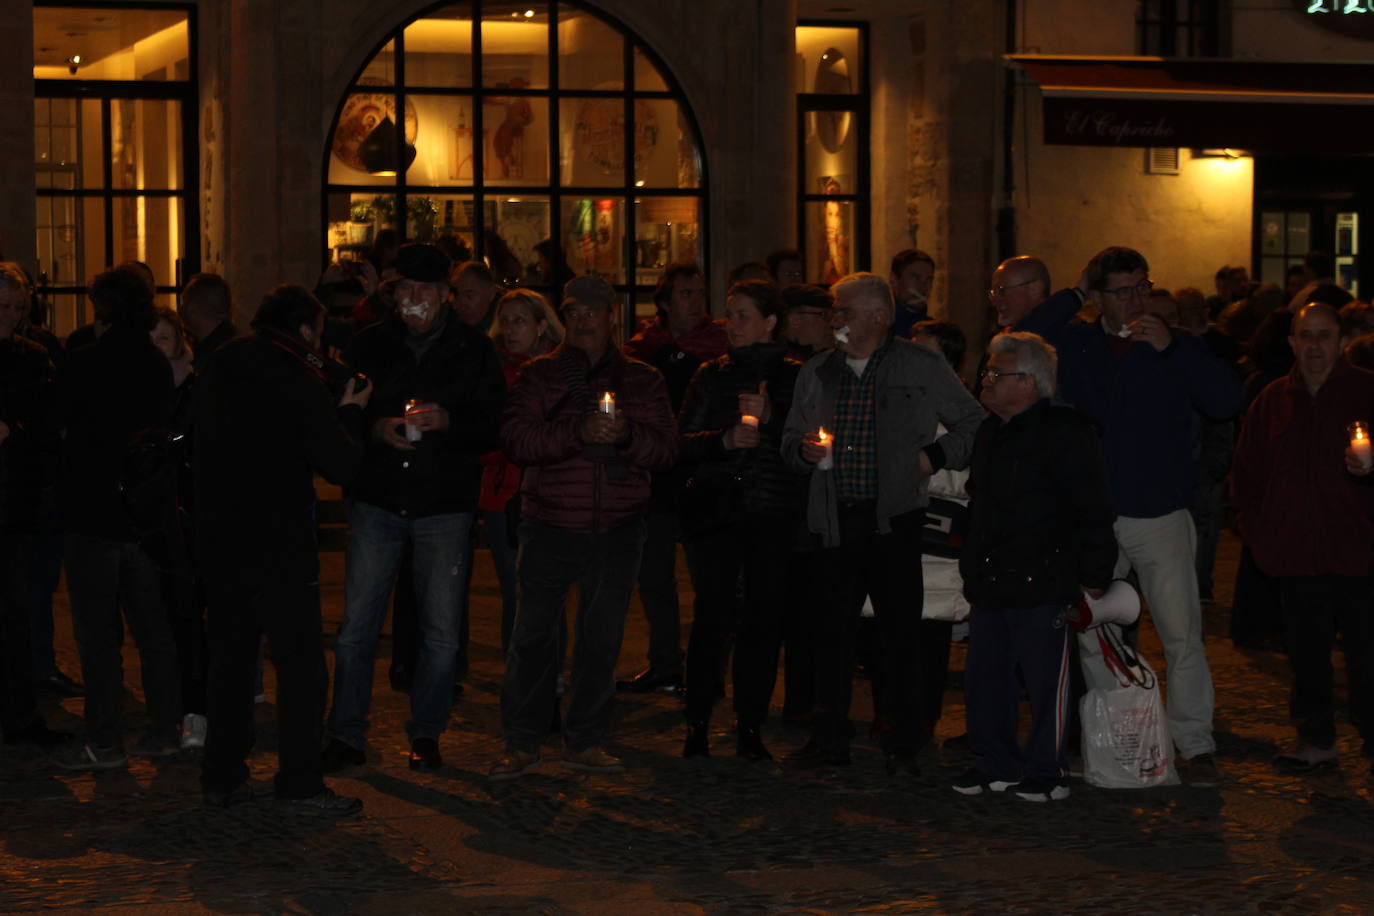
[677,279,804,761]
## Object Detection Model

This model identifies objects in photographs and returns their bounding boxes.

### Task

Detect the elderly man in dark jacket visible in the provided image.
[197,285,371,813]
[490,275,678,779]
[953,332,1117,803]
[53,266,181,770]
[322,244,505,774]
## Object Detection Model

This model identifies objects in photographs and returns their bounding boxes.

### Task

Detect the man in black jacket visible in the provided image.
[52,266,182,770]
[953,332,1117,802]
[197,285,371,813]
[322,244,505,773]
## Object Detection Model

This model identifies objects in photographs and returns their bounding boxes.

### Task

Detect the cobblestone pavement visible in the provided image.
[4,530,1374,914]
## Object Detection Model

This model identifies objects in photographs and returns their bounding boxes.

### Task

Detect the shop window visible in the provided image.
[32,5,197,336]
[325,1,706,326]
[1137,0,1226,57]
[796,22,869,286]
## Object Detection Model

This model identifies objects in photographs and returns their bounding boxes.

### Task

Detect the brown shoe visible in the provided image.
[562,746,625,774]
[1184,752,1223,788]
[488,748,540,781]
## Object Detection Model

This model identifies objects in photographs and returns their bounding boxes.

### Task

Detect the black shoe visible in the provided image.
[203,782,257,808]
[885,749,920,777]
[616,667,683,694]
[4,720,71,749]
[276,788,362,817]
[735,726,772,762]
[320,738,365,773]
[34,670,84,698]
[409,737,443,771]
[786,740,850,769]
[682,724,710,758]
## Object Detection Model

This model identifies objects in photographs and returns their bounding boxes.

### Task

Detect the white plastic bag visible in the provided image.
[1081,654,1180,789]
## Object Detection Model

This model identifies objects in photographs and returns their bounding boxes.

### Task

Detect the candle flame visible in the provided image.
[817,426,829,443]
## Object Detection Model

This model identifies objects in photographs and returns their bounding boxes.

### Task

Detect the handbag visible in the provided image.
[1080,624,1180,789]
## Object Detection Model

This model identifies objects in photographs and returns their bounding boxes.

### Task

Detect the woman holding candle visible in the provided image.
[677,280,805,761]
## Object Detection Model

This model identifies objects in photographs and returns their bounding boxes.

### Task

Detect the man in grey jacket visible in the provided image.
[782,272,984,774]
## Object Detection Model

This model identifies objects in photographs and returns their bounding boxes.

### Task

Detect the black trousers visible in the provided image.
[1279,574,1374,751]
[633,510,683,678]
[0,528,40,737]
[811,505,926,755]
[682,515,792,728]
[781,549,818,717]
[202,573,328,799]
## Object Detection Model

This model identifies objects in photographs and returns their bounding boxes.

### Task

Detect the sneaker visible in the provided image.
[275,788,362,817]
[320,738,365,773]
[1275,743,1339,773]
[1011,777,1071,802]
[562,746,626,774]
[180,714,209,750]
[488,748,541,781]
[951,767,1015,796]
[132,730,182,759]
[1184,752,1223,788]
[52,741,127,771]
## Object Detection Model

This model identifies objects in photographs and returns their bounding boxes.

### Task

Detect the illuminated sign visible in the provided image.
[1294,0,1374,38]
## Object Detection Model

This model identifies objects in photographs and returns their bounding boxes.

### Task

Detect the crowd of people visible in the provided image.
[0,237,1368,814]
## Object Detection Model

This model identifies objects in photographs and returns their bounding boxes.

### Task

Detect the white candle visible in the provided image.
[816,427,833,470]
[1351,421,1372,470]
[405,399,423,442]
[740,414,759,429]
[599,391,616,419]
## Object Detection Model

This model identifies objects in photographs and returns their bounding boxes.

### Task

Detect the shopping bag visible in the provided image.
[1080,626,1180,789]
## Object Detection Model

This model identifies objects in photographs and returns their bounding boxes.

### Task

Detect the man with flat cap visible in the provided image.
[490,275,678,778]
[322,243,505,773]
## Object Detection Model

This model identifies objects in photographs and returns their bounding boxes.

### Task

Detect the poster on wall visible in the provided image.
[573,99,658,177]
[331,90,418,173]
[450,79,536,181]
[816,176,849,285]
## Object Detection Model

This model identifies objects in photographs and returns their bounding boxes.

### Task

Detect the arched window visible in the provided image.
[324,1,706,326]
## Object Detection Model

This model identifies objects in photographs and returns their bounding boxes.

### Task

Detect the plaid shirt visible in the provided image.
[834,344,886,501]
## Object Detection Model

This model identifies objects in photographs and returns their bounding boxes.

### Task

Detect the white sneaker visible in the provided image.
[181,713,208,749]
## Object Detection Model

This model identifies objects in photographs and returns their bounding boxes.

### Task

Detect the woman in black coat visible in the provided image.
[677,280,804,761]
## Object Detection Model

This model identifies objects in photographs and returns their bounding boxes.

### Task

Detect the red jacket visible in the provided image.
[478,353,527,513]
[624,315,729,363]
[502,344,678,534]
[1232,358,1374,577]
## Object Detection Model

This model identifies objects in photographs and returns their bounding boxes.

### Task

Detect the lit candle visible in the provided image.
[405,398,423,442]
[599,391,616,419]
[740,414,759,428]
[816,426,833,470]
[1351,421,1372,471]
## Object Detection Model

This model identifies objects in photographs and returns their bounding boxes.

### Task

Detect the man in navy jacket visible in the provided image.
[1020,246,1241,788]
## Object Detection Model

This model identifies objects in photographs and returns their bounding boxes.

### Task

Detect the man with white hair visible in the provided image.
[953,332,1116,802]
[782,272,983,775]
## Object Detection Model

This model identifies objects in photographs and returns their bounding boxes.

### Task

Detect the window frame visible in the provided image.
[322,0,709,335]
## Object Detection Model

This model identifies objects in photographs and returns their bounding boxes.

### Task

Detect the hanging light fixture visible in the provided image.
[358,116,416,176]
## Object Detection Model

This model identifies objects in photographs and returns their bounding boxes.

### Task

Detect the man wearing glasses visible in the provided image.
[1021,246,1241,788]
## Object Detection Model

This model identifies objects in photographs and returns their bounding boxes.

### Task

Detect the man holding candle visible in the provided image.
[1232,302,1374,773]
[491,275,678,778]
[781,272,984,774]
[322,243,505,774]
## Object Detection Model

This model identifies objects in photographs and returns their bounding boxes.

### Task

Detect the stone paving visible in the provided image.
[4,530,1374,913]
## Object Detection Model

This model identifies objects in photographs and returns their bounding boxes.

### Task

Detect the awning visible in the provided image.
[1007,55,1374,152]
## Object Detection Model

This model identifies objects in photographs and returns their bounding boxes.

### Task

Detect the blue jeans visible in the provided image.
[329,501,471,748]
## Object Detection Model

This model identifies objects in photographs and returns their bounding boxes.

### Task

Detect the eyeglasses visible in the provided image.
[980,367,1030,383]
[1102,280,1154,300]
[987,279,1038,300]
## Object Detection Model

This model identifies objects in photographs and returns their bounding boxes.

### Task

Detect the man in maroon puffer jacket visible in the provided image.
[490,275,678,779]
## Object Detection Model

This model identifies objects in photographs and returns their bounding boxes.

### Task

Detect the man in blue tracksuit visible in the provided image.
[1019,246,1241,788]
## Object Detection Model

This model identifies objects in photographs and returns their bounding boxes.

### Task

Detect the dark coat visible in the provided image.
[0,335,56,531]
[344,313,505,517]
[194,333,367,587]
[56,325,173,541]
[961,399,1118,610]
[678,342,805,520]
[502,344,678,534]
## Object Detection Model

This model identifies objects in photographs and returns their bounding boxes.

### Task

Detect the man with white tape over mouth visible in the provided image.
[782,272,984,776]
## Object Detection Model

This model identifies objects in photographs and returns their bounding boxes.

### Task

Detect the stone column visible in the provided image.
[0,0,37,274]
